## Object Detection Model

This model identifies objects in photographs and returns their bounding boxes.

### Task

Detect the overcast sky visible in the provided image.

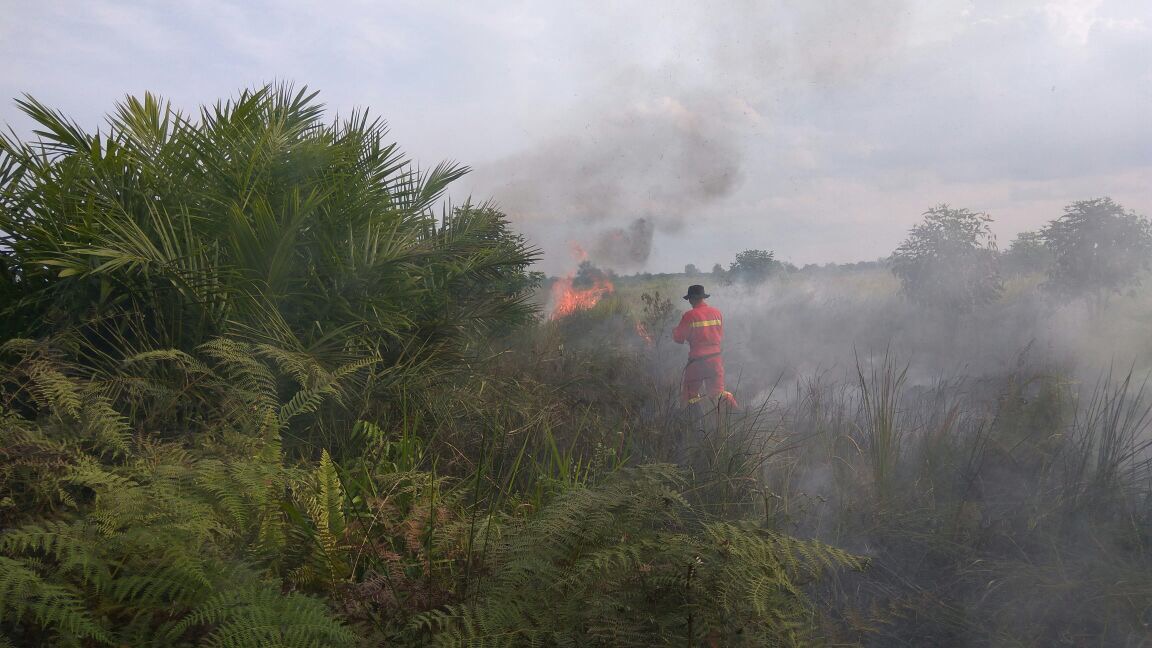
[2,0,1150,273]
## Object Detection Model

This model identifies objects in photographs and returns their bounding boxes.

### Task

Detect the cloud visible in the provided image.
[465,0,924,272]
[2,0,1150,273]
[1043,0,1148,45]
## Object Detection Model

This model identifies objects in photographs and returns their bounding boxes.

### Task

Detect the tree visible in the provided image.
[1041,198,1152,301]
[710,263,726,284]
[684,263,699,276]
[890,205,1002,310]
[728,249,779,285]
[573,260,613,288]
[1002,230,1052,276]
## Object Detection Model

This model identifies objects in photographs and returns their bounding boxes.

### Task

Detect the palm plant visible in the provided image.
[0,85,538,374]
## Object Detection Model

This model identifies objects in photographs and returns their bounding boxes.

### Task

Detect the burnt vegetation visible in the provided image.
[2,86,1152,647]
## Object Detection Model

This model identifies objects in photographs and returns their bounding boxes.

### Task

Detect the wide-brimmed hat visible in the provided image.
[683,284,709,300]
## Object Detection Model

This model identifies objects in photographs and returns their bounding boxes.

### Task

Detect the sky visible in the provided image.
[2,0,1150,274]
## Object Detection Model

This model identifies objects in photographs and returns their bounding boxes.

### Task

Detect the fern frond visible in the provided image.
[414,464,864,646]
[253,344,321,387]
[171,584,357,648]
[278,385,333,425]
[78,391,131,458]
[122,348,213,376]
[199,338,279,413]
[0,556,111,645]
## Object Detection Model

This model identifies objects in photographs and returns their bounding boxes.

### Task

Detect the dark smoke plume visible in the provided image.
[465,0,911,273]
[592,218,656,267]
[479,96,744,271]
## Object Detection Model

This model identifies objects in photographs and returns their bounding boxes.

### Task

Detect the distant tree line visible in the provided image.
[890,198,1152,310]
[668,197,1150,310]
[678,250,799,287]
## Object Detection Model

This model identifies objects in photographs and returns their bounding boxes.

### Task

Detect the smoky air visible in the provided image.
[541,196,1152,645]
[4,0,1152,644]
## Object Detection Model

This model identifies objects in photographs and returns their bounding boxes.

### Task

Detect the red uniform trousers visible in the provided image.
[682,354,725,404]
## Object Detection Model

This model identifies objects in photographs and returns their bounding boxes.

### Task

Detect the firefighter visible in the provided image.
[672,284,738,408]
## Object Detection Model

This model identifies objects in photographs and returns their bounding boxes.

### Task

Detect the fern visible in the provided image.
[0,556,111,646]
[0,339,358,646]
[199,338,281,416]
[288,449,352,589]
[1,339,129,457]
[1,339,84,420]
[414,464,864,646]
[169,582,357,648]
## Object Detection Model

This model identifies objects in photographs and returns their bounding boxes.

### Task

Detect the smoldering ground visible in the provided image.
[638,268,1152,645]
[460,0,1152,639]
[711,269,1152,395]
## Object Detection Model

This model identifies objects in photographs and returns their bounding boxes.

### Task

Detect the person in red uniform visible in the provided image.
[673,284,738,408]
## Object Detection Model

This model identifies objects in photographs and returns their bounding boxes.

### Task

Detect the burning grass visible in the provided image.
[6,268,1152,645]
[526,268,1152,645]
[548,273,615,319]
[8,84,1150,646]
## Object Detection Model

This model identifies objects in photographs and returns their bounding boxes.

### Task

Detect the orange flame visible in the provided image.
[635,321,654,347]
[549,241,614,319]
[550,274,614,319]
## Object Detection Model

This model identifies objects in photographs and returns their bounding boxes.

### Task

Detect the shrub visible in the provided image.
[728,249,780,285]
[1041,197,1152,302]
[0,86,538,370]
[890,205,1002,310]
[415,465,864,646]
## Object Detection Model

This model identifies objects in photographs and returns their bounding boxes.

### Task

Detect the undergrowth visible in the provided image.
[4,85,1149,647]
[0,331,860,646]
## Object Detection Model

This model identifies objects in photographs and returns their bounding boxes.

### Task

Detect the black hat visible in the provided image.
[683,284,709,300]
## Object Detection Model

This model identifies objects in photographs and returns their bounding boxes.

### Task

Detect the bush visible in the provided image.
[416,465,863,646]
[1002,230,1052,276]
[728,249,780,285]
[1041,197,1152,302]
[0,338,356,647]
[0,86,538,369]
[890,205,1002,310]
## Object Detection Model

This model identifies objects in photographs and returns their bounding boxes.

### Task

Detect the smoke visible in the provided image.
[463,2,1152,639]
[592,218,656,268]
[469,0,913,273]
[711,270,1152,399]
[478,95,744,270]
[653,270,1152,643]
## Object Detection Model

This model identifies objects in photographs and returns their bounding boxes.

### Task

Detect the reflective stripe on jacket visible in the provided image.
[672,302,724,358]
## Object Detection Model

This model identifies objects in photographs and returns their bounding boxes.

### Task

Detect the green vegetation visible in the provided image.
[726,248,780,285]
[1003,229,1052,276]
[3,85,1151,646]
[891,198,1152,311]
[890,205,1003,310]
[0,87,860,646]
[1041,197,1152,302]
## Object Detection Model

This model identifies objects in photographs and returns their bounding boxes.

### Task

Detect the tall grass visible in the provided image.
[5,85,1151,645]
[490,288,1152,644]
[855,347,910,503]
[1072,367,1152,500]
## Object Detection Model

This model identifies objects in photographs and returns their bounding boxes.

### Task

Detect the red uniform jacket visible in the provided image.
[672,302,723,358]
